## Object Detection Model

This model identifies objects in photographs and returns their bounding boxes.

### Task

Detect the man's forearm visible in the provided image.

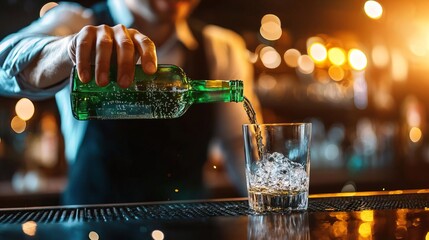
[22,35,74,89]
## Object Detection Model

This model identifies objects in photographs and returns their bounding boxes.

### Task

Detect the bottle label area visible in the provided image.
[71,92,190,120]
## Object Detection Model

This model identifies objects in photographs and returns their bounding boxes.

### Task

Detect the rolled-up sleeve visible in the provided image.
[0,1,93,99]
[0,34,65,99]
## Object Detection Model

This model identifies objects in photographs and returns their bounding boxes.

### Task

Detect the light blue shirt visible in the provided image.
[0,1,148,163]
[0,1,256,193]
[0,1,205,163]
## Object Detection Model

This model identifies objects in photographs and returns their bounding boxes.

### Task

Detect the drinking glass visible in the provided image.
[242,123,312,213]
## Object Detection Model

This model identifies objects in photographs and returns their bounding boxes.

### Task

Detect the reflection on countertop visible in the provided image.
[1,190,429,239]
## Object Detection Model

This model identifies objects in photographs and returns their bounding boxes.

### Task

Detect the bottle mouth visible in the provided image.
[229,80,244,102]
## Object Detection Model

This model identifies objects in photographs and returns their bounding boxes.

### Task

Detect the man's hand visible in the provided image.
[68,24,158,88]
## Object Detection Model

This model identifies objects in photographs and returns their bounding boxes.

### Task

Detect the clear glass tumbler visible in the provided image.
[243,123,312,213]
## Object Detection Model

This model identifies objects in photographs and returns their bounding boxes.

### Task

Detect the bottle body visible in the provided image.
[70,64,243,120]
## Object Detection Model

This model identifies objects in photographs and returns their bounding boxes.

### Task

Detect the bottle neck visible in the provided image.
[190,79,244,103]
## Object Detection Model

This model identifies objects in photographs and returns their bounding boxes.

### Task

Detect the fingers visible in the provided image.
[129,29,157,75]
[112,26,158,87]
[112,24,135,88]
[95,25,113,87]
[68,24,158,88]
[73,25,96,83]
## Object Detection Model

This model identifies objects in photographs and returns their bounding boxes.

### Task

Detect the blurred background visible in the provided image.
[1,0,429,206]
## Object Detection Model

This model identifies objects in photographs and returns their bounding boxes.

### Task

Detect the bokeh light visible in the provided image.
[22,221,37,236]
[406,102,421,126]
[297,55,315,74]
[15,98,35,121]
[152,230,165,240]
[324,143,340,161]
[410,127,422,143]
[371,45,390,68]
[408,26,429,57]
[307,36,324,48]
[11,116,26,134]
[258,74,277,91]
[391,50,408,82]
[284,48,301,68]
[328,47,346,66]
[261,13,281,26]
[358,222,372,238]
[360,210,374,222]
[260,14,282,41]
[328,65,345,81]
[89,231,99,240]
[309,43,328,63]
[260,46,282,69]
[348,49,367,71]
[364,0,383,19]
[332,220,348,238]
[353,72,368,109]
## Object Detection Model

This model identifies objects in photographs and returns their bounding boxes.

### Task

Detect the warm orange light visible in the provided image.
[332,212,349,221]
[260,46,281,69]
[409,127,422,143]
[260,14,282,41]
[391,50,408,82]
[309,43,327,63]
[297,55,315,74]
[15,98,35,121]
[261,14,281,25]
[407,112,421,127]
[307,36,324,48]
[358,222,372,238]
[364,0,383,19]
[372,45,389,68]
[11,116,26,134]
[348,49,367,71]
[360,210,374,222]
[328,47,346,66]
[328,65,345,81]
[152,230,165,240]
[41,114,57,133]
[88,231,99,240]
[284,48,301,68]
[258,74,277,91]
[332,221,348,238]
[389,190,404,195]
[22,221,37,236]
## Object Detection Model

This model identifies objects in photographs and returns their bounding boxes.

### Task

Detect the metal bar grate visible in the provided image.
[1,193,429,224]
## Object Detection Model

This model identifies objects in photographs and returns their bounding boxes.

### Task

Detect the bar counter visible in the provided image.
[1,189,429,239]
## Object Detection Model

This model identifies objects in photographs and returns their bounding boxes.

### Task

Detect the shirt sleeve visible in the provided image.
[0,1,94,99]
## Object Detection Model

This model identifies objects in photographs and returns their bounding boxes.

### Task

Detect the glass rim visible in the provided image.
[243,122,311,127]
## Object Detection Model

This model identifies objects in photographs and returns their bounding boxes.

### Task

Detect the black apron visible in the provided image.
[62,3,215,204]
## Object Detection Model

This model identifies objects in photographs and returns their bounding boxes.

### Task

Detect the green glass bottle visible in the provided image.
[70,64,244,120]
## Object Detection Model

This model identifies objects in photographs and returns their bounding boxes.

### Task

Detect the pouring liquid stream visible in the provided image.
[243,97,265,158]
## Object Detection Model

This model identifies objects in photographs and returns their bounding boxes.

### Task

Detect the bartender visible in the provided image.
[0,0,261,204]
